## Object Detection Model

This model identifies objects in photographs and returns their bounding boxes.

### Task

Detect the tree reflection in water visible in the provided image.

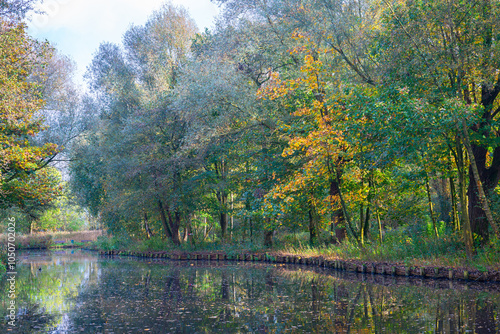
[2,251,499,333]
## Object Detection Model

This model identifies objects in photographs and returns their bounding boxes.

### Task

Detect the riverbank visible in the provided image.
[0,231,103,273]
[0,230,103,250]
[86,230,500,281]
[94,248,500,283]
[5,230,498,283]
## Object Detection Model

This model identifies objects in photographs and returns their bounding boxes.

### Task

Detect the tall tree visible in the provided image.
[0,0,40,20]
[71,3,198,243]
[374,0,500,243]
[0,19,59,210]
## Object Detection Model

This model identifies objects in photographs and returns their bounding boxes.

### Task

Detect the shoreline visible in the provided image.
[94,249,500,283]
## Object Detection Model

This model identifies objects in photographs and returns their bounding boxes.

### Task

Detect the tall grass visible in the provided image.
[0,234,53,249]
[36,230,103,243]
[0,231,104,250]
[92,233,173,252]
[277,228,500,270]
[92,234,264,254]
[90,227,500,271]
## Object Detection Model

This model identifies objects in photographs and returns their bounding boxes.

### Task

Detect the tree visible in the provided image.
[261,0,500,247]
[0,19,59,211]
[71,3,198,244]
[0,0,40,20]
[374,0,500,244]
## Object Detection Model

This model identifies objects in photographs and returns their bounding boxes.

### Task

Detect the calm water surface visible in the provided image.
[1,250,499,333]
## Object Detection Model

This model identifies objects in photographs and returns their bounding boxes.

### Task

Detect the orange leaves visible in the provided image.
[0,19,59,209]
[256,72,302,101]
[256,34,359,223]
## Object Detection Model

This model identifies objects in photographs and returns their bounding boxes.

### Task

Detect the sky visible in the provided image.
[27,0,220,89]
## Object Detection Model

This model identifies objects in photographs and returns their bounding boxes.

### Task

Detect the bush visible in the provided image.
[476,237,500,269]
[93,232,138,251]
[136,236,172,252]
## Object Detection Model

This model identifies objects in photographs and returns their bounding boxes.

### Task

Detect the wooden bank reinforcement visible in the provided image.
[97,250,500,283]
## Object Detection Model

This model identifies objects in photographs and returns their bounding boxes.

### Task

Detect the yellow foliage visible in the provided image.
[257,34,364,226]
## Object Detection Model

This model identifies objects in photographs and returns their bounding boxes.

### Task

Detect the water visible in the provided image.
[1,250,499,333]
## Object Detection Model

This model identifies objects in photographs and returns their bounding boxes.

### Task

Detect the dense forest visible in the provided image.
[2,0,500,258]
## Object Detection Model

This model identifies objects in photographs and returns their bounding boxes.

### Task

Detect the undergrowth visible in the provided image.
[278,228,500,271]
[91,227,500,271]
[0,234,53,249]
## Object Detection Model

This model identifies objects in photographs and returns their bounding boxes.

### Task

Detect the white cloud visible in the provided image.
[27,0,220,88]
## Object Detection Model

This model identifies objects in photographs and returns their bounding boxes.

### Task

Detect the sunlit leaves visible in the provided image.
[0,19,60,211]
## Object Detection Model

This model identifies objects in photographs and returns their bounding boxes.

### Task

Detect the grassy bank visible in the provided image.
[0,231,104,273]
[90,229,500,273]
[0,230,103,250]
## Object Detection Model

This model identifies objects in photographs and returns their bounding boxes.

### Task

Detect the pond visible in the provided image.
[1,250,499,333]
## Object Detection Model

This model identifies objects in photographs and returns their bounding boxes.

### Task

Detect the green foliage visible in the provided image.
[0,246,7,274]
[0,19,61,211]
[476,237,500,268]
[280,226,466,266]
[63,0,500,257]
[135,236,173,252]
[36,188,88,232]
[93,234,132,251]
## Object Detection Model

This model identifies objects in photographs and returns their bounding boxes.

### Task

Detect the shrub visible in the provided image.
[136,236,172,252]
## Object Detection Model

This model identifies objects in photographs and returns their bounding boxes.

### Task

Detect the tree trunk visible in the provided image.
[185,213,193,244]
[144,211,152,239]
[216,186,228,239]
[425,172,439,237]
[219,208,228,241]
[158,199,180,245]
[203,216,207,240]
[359,204,365,245]
[215,159,228,240]
[361,176,375,244]
[308,208,318,245]
[376,208,383,243]
[462,121,499,242]
[264,225,273,248]
[336,174,359,243]
[371,175,384,243]
[230,193,234,241]
[329,175,346,243]
[435,176,452,225]
[449,172,459,231]
[170,210,181,246]
[363,206,370,242]
[467,82,500,244]
[249,217,253,243]
[455,136,473,257]
[158,200,172,239]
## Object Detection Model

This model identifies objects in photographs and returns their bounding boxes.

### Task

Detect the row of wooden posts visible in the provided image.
[97,250,497,282]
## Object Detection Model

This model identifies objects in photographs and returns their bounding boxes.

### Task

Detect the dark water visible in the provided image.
[1,250,500,333]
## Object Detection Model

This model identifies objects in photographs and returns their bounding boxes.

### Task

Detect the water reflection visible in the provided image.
[1,251,499,333]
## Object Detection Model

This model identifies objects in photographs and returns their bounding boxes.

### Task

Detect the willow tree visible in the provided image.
[72,3,197,244]
[176,1,305,243]
[0,0,40,19]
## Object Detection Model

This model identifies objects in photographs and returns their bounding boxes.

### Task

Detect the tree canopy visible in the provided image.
[63,0,500,252]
